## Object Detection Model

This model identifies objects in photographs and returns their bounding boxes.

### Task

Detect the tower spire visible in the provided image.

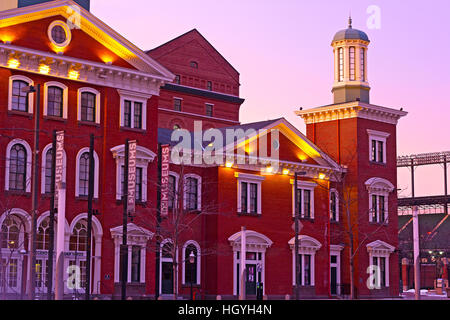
[348,13,352,28]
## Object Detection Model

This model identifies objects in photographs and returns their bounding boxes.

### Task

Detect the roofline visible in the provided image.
[146,28,240,76]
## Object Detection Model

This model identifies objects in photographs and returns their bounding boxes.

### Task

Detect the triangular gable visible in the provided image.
[222,118,342,170]
[0,0,174,79]
[147,28,239,83]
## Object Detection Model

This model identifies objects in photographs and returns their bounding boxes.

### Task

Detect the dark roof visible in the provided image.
[398,214,450,251]
[158,118,283,147]
[162,83,244,104]
[332,27,369,42]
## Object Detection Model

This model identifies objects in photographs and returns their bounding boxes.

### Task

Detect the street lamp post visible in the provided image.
[189,251,195,300]
[22,84,40,300]
[19,249,27,300]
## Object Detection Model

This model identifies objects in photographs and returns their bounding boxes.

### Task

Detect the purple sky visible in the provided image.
[91,0,450,197]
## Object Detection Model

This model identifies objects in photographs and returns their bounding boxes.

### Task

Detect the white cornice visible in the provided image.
[295,101,407,125]
[0,43,165,95]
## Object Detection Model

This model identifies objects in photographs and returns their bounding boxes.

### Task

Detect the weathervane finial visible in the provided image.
[348,13,352,28]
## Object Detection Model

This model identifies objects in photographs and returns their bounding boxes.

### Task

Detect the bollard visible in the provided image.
[216,295,222,300]
[285,294,290,300]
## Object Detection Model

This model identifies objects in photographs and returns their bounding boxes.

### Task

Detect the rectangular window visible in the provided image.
[349,47,355,81]
[124,100,132,128]
[206,104,213,117]
[12,80,29,112]
[249,183,257,213]
[186,177,198,210]
[207,81,212,91]
[134,102,142,129]
[338,48,344,82]
[81,92,96,122]
[121,166,143,201]
[330,192,337,221]
[174,75,180,84]
[47,86,63,117]
[370,139,385,163]
[303,190,311,218]
[377,141,384,163]
[372,195,378,222]
[131,246,141,283]
[168,175,176,209]
[304,254,311,286]
[174,98,182,112]
[241,182,248,213]
[360,48,365,81]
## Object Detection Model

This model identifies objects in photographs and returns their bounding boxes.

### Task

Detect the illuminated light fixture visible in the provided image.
[39,64,50,74]
[439,251,444,255]
[282,169,290,175]
[207,142,213,147]
[266,166,273,173]
[8,58,20,69]
[318,173,326,180]
[225,162,233,168]
[68,69,80,80]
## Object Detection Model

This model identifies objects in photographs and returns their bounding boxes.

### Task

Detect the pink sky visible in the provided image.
[91,0,450,197]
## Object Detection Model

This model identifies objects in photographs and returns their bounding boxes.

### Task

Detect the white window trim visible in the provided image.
[8,75,34,114]
[365,177,394,224]
[5,139,32,192]
[110,223,151,285]
[47,20,72,49]
[118,89,151,130]
[75,147,99,198]
[289,235,322,286]
[330,188,339,222]
[110,145,157,202]
[77,87,101,124]
[43,81,68,118]
[235,172,265,214]
[291,180,316,219]
[367,129,390,163]
[366,240,395,288]
[40,143,67,194]
[183,173,202,211]
[182,240,201,285]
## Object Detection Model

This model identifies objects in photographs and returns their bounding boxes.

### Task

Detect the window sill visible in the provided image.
[181,284,201,289]
[8,110,33,118]
[120,126,146,133]
[291,216,314,222]
[5,190,31,197]
[369,161,387,166]
[76,196,99,202]
[330,220,340,224]
[115,199,148,207]
[44,115,67,122]
[78,120,100,127]
[186,209,201,214]
[238,212,261,217]
[369,221,388,226]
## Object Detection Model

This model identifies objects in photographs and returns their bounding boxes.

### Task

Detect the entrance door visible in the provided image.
[161,262,173,294]
[246,264,257,295]
[330,266,337,295]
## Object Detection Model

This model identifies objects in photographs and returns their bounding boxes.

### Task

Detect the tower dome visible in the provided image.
[331,17,371,104]
[332,17,370,43]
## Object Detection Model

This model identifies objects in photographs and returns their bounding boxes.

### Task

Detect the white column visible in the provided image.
[55,182,66,300]
[127,245,131,283]
[413,206,420,300]
[93,238,101,294]
[343,46,349,82]
[239,226,246,300]
[355,46,361,81]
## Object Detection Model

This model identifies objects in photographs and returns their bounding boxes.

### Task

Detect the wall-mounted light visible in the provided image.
[68,69,79,80]
[282,169,290,175]
[266,166,273,173]
[39,64,50,74]
[8,58,20,69]
[318,173,326,180]
[225,162,233,168]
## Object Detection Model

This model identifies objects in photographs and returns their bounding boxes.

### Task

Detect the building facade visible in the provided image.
[0,1,406,300]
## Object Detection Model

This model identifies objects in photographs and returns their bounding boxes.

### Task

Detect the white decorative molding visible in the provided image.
[8,75,34,113]
[43,81,68,118]
[77,87,101,123]
[296,101,407,125]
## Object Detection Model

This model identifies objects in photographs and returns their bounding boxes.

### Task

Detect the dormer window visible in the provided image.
[190,61,198,69]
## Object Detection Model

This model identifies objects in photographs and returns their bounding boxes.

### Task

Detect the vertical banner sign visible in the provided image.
[54,131,64,208]
[127,140,137,215]
[160,144,170,217]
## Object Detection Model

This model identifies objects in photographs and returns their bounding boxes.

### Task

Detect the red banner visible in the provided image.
[160,144,170,217]
[54,131,64,209]
[127,140,137,215]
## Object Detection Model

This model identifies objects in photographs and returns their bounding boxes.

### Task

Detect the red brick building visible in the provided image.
[0,1,407,300]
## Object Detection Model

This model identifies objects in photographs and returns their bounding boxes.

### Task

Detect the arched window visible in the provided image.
[1,216,22,249]
[11,80,29,112]
[360,48,365,81]
[37,217,51,250]
[9,144,27,191]
[80,92,96,122]
[78,152,90,197]
[69,220,87,252]
[349,47,355,81]
[190,61,198,69]
[47,86,63,117]
[183,241,200,285]
[338,48,344,82]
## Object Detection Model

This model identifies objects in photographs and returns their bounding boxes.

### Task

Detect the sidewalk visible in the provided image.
[401,289,449,300]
